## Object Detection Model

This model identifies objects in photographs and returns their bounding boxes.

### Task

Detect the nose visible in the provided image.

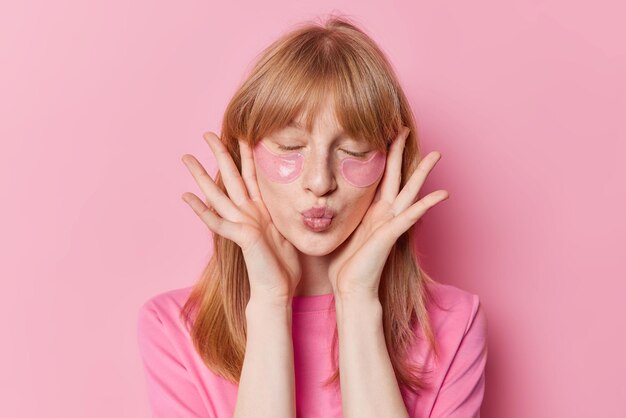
[301,150,337,196]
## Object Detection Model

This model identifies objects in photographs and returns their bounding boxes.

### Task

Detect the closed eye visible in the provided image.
[277,145,368,158]
[342,150,369,158]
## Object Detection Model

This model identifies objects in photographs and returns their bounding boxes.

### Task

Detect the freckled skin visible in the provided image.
[253,141,385,187]
[249,96,388,260]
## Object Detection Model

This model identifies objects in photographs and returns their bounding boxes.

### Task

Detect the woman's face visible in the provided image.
[252,99,387,256]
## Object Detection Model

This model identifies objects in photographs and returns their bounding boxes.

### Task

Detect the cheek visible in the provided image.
[255,175,289,225]
[339,151,386,188]
[253,142,303,183]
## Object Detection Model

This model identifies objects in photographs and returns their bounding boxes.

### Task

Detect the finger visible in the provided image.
[203,132,250,207]
[390,189,449,237]
[238,138,262,201]
[181,192,243,245]
[181,154,244,223]
[392,151,442,215]
[379,126,410,204]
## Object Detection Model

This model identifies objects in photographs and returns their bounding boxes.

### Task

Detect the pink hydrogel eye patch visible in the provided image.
[340,150,386,187]
[253,141,304,183]
[253,141,386,188]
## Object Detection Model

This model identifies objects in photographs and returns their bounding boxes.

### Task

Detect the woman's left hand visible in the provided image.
[327,126,449,301]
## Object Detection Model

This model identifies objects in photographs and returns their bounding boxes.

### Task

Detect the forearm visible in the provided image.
[335,295,410,418]
[233,298,296,418]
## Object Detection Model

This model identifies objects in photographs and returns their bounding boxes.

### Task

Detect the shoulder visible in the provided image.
[411,281,488,415]
[136,286,195,342]
[426,280,485,326]
[138,286,194,316]
[423,280,487,350]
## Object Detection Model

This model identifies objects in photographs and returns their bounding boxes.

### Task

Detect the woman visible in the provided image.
[137,15,487,418]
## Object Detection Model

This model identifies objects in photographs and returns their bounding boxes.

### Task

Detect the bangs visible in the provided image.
[244,32,404,152]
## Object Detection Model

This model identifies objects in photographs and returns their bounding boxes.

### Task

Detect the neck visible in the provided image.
[293,252,333,297]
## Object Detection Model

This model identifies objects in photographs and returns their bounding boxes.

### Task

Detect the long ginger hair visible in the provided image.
[180,14,444,396]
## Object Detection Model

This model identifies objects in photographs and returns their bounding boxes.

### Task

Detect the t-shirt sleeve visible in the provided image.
[427,295,488,418]
[136,301,209,418]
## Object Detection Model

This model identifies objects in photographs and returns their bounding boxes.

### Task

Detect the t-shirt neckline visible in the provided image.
[291,293,335,312]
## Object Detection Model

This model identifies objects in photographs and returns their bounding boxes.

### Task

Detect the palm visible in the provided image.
[328,127,449,299]
[181,132,301,301]
[237,198,302,295]
[327,197,394,295]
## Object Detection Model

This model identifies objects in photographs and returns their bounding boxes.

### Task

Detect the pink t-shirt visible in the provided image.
[136,280,487,417]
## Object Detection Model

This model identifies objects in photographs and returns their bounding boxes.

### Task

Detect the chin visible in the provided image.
[291,238,337,256]
[287,230,347,256]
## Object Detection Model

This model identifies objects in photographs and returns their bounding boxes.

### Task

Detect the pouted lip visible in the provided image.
[301,206,335,218]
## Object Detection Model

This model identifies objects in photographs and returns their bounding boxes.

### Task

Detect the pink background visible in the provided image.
[2,1,624,417]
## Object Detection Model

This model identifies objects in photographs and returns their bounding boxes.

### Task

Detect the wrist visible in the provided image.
[335,289,380,307]
[246,295,292,317]
[335,293,383,320]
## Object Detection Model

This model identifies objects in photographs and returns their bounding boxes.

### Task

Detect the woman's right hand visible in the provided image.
[180,131,301,305]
